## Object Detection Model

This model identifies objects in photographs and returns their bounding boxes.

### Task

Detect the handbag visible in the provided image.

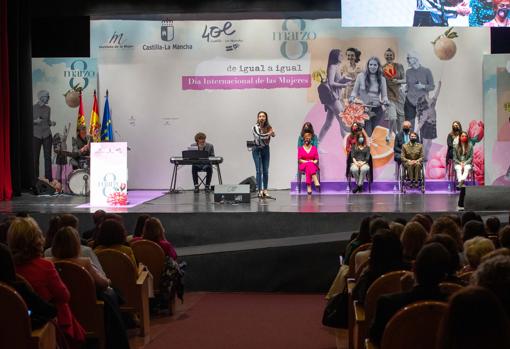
[322,289,349,328]
[317,80,336,106]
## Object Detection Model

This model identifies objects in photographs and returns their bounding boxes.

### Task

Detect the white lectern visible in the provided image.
[90,142,128,206]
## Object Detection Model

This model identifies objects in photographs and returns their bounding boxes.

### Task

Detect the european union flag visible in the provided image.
[101,91,113,141]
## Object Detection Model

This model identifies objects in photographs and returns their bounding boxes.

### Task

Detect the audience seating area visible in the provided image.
[1,210,510,348]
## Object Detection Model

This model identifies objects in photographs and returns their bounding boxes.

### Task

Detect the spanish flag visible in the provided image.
[89,90,101,142]
[76,91,86,133]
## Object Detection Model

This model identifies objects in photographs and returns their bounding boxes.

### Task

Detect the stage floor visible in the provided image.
[0,189,468,214]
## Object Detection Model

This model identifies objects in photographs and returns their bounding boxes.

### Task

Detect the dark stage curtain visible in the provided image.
[0,0,12,200]
[7,0,35,197]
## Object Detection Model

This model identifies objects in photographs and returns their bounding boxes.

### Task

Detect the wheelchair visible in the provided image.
[399,161,425,193]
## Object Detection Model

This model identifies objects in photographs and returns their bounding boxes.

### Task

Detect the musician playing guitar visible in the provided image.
[71,125,92,170]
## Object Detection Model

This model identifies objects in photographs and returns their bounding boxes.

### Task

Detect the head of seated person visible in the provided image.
[474,254,510,318]
[461,211,482,227]
[401,222,428,263]
[437,286,510,349]
[425,234,461,281]
[430,216,463,251]
[93,219,129,248]
[414,242,450,288]
[51,226,81,259]
[499,226,510,249]
[367,229,404,277]
[7,217,45,265]
[485,216,500,236]
[463,220,487,242]
[142,217,166,243]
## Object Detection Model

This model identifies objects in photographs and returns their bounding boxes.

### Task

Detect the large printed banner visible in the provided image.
[341,0,510,27]
[32,58,98,184]
[483,54,510,186]
[91,19,489,189]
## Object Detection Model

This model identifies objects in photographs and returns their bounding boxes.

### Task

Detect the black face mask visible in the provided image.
[410,138,417,143]
[498,8,509,18]
[453,126,460,131]
[403,128,410,133]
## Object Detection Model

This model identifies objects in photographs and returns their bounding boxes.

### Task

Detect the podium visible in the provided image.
[90,142,128,206]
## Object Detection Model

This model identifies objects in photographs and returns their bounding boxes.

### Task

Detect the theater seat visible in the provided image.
[54,261,105,349]
[439,282,463,298]
[96,249,151,337]
[131,240,176,315]
[0,282,56,349]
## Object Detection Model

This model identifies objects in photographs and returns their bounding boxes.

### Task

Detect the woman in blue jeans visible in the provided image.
[252,111,275,198]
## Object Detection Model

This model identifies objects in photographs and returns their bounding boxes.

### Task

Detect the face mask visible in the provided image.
[453,126,460,131]
[498,8,509,18]
[352,127,358,133]
[460,136,468,143]
[304,140,311,145]
[358,137,364,144]
[403,128,410,133]
[410,138,417,143]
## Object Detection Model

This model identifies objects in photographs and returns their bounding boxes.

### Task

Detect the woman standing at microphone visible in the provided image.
[252,111,275,198]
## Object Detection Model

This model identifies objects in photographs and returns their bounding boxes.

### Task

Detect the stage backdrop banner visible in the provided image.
[91,19,489,189]
[483,54,510,186]
[90,142,128,206]
[32,58,98,182]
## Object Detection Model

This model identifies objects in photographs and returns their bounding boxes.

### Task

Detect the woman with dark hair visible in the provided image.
[350,56,389,137]
[447,120,462,167]
[132,217,177,260]
[93,219,136,266]
[343,216,373,265]
[340,47,362,103]
[298,131,320,195]
[129,214,151,241]
[349,132,371,193]
[44,215,62,250]
[252,111,275,198]
[345,122,369,154]
[352,230,406,304]
[8,218,85,346]
[318,49,353,142]
[401,222,428,264]
[437,286,510,349]
[454,131,473,188]
[297,122,318,147]
[426,234,464,284]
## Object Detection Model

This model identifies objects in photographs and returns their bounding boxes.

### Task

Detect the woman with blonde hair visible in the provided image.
[8,217,85,346]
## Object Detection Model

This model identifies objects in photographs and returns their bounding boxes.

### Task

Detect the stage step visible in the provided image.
[290,180,458,194]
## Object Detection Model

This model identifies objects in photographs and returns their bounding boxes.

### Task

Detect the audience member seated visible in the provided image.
[131,217,178,261]
[354,218,391,273]
[44,215,62,250]
[368,243,450,346]
[93,219,137,266]
[485,216,501,236]
[127,214,150,242]
[446,121,462,167]
[298,131,320,195]
[453,131,473,188]
[352,229,406,304]
[389,222,404,239]
[462,220,487,242]
[393,217,407,226]
[343,216,374,266]
[401,131,423,187]
[500,226,510,249]
[48,226,111,290]
[462,237,495,273]
[401,222,428,264]
[82,209,106,241]
[7,217,85,346]
[44,215,105,275]
[349,134,371,193]
[0,216,14,244]
[430,216,463,252]
[474,255,510,317]
[0,243,57,329]
[409,213,432,233]
[426,234,464,284]
[436,286,510,349]
[461,211,482,227]
[446,214,462,228]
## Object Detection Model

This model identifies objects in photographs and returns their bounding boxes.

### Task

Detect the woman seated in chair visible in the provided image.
[49,226,111,291]
[446,121,462,169]
[297,122,318,147]
[93,219,137,266]
[454,131,473,188]
[402,131,424,187]
[7,217,85,347]
[345,122,368,154]
[298,131,320,195]
[131,217,178,261]
[349,133,370,193]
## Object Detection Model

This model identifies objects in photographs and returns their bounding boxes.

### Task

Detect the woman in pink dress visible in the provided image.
[298,132,320,195]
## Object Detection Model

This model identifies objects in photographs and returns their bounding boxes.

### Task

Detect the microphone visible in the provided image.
[115,130,132,151]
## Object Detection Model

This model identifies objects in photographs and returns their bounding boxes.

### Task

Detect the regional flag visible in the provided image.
[76,91,86,133]
[101,91,113,141]
[89,90,101,142]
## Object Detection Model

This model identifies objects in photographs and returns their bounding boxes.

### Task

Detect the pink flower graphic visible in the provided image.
[107,191,128,206]
[473,144,484,185]
[426,145,447,179]
[468,120,484,143]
